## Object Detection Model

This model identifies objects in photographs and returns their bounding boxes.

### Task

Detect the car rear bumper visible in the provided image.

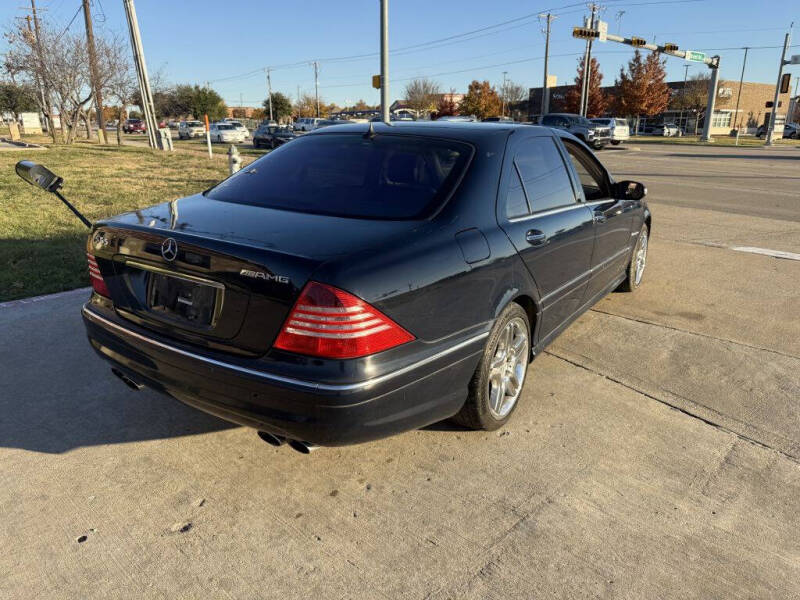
[82,303,486,446]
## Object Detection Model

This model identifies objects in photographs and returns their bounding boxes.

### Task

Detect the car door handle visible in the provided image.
[525,230,548,246]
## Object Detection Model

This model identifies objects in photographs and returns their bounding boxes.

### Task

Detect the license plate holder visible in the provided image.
[147,271,222,328]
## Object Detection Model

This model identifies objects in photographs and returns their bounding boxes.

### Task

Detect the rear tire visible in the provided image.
[618,224,649,292]
[453,303,530,431]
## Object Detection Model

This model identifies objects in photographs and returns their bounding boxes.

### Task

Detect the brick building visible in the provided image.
[528,79,793,134]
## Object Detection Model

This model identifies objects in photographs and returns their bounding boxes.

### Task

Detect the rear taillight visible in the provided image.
[273,281,414,359]
[87,252,110,298]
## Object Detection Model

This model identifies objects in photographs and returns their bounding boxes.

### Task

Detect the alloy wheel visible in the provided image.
[634,230,648,285]
[487,317,529,419]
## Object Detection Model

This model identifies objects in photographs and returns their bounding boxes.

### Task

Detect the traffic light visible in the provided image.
[780,73,791,94]
[630,37,647,47]
[663,43,679,53]
[372,75,381,89]
[573,27,600,40]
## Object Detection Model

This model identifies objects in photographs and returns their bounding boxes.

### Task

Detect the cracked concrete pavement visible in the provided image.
[1,143,799,599]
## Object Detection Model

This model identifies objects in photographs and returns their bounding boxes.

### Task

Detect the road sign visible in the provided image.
[597,20,608,42]
[685,50,706,62]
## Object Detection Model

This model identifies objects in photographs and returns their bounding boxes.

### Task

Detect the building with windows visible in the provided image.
[528,79,793,134]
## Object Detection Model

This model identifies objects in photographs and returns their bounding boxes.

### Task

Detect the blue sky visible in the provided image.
[2,0,798,108]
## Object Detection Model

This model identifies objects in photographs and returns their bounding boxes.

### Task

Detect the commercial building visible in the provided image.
[528,79,794,134]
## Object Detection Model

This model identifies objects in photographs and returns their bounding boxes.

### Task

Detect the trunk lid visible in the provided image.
[94,194,419,355]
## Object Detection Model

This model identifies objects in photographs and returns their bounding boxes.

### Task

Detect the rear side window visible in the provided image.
[514,138,575,213]
[505,167,529,218]
[206,134,472,219]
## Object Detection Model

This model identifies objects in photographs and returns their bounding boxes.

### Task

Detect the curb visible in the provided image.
[0,287,91,310]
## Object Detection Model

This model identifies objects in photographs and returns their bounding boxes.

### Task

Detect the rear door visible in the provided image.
[497,130,595,338]
[558,137,635,300]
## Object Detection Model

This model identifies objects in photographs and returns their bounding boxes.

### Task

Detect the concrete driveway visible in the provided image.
[1,143,798,599]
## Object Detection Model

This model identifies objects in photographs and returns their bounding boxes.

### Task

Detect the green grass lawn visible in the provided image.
[0,142,234,302]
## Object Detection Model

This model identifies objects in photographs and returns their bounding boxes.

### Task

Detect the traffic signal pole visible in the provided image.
[574,27,720,141]
[765,29,792,146]
[380,0,390,124]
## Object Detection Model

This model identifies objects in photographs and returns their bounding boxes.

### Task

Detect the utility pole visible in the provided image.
[733,47,749,145]
[82,0,105,143]
[266,68,273,121]
[766,28,792,146]
[315,62,321,118]
[579,4,598,117]
[539,13,556,117]
[380,0,390,123]
[122,0,161,149]
[29,0,56,142]
[679,64,689,131]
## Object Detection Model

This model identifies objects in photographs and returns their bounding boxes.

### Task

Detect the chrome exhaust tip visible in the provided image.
[257,431,286,447]
[287,439,319,454]
[110,367,144,391]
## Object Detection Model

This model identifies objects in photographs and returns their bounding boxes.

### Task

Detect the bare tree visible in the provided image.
[403,78,441,117]
[99,35,137,145]
[4,19,95,144]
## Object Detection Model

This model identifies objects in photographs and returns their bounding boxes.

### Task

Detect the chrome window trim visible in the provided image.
[508,202,588,222]
[82,306,488,393]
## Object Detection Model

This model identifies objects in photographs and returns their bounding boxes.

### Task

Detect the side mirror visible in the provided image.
[613,180,647,201]
[15,160,63,193]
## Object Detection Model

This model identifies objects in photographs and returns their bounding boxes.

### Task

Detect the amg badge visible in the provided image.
[240,269,289,283]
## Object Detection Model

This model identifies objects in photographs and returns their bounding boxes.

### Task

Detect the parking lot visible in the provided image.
[1,142,798,598]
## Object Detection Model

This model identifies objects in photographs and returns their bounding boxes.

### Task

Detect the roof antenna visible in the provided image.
[364,120,377,139]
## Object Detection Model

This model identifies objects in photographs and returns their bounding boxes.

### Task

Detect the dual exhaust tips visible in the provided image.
[110,368,319,454]
[257,430,319,454]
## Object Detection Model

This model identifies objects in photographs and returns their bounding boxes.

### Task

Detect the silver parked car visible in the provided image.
[590,118,630,145]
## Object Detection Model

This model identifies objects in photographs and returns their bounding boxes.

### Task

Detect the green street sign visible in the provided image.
[685,50,706,62]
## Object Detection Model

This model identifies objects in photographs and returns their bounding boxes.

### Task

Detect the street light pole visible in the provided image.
[766,29,792,146]
[679,64,689,131]
[266,68,273,121]
[502,71,508,117]
[380,0,390,123]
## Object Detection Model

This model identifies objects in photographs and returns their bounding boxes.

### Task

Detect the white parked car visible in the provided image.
[227,120,250,139]
[178,120,206,139]
[591,117,630,145]
[209,122,247,143]
[294,117,323,132]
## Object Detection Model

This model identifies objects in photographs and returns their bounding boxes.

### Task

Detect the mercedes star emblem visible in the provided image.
[161,237,178,262]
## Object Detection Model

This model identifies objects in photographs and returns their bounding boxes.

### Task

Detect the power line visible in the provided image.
[207,0,707,85]
[54,2,82,41]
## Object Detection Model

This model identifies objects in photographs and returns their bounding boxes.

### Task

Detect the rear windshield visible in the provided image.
[186,121,202,127]
[615,119,628,127]
[206,133,473,220]
[216,124,233,130]
[592,119,610,125]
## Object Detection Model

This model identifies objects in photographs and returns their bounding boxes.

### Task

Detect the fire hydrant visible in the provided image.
[227,144,242,174]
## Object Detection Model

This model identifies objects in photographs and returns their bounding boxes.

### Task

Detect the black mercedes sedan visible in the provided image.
[81,122,650,451]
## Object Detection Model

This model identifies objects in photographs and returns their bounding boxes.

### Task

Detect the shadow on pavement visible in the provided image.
[0,288,235,454]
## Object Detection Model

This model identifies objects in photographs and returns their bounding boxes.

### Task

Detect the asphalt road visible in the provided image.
[1,143,799,599]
